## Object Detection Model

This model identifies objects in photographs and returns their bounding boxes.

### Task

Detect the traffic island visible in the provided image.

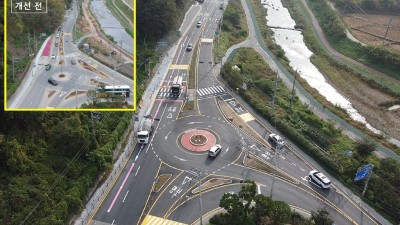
[180,129,217,153]
[243,152,299,185]
[191,178,232,194]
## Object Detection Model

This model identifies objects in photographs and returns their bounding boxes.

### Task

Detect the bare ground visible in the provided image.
[343,14,400,52]
[320,58,400,139]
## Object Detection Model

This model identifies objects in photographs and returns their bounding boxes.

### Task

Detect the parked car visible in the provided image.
[186,43,193,51]
[56,34,60,38]
[309,170,331,189]
[208,144,222,158]
[48,78,58,86]
[219,3,224,9]
[44,64,51,71]
[268,133,285,146]
[197,21,202,27]
[51,54,56,59]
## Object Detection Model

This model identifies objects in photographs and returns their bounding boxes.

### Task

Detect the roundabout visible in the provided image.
[181,129,216,152]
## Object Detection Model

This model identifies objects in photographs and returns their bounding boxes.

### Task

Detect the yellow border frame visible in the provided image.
[4,0,137,112]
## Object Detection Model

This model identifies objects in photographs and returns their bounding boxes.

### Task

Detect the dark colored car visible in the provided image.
[48,78,58,86]
[71,59,76,65]
[186,43,193,51]
[45,64,51,71]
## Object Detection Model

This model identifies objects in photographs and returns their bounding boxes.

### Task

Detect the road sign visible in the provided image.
[354,163,373,182]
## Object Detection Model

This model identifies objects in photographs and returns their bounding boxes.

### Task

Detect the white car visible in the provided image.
[196,21,202,27]
[208,144,222,158]
[309,170,331,189]
[56,34,60,38]
[51,54,56,59]
[268,133,285,146]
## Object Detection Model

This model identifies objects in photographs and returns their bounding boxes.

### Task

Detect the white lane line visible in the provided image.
[122,191,129,203]
[291,163,296,166]
[257,184,261,194]
[135,166,141,176]
[300,168,305,171]
[224,98,234,102]
[219,86,225,91]
[111,220,115,225]
[216,86,224,92]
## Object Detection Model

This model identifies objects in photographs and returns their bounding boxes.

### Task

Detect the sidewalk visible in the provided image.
[8,36,52,108]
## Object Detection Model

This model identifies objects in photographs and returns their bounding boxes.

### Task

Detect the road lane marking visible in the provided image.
[122,191,129,203]
[107,162,136,212]
[135,166,141,176]
[111,220,115,225]
[257,184,261,194]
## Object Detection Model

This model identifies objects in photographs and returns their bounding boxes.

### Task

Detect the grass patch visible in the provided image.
[105,0,134,38]
[192,178,232,194]
[153,174,172,193]
[182,100,195,111]
[214,0,249,61]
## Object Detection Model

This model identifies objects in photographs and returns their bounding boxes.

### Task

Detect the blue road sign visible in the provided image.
[354,163,373,182]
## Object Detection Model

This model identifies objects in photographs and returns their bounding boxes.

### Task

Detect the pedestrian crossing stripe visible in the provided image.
[169,64,190,70]
[141,215,187,225]
[239,113,255,122]
[197,85,225,96]
[201,38,213,43]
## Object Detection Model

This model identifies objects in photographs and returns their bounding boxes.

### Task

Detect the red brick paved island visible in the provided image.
[181,129,216,152]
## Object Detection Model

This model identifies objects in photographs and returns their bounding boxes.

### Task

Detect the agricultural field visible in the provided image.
[342,14,400,52]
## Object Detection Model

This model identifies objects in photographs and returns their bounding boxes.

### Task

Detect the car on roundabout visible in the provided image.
[208,144,222,158]
[48,78,58,86]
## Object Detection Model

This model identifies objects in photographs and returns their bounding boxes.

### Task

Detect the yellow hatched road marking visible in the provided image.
[239,113,255,122]
[169,64,190,70]
[201,38,213,43]
[141,215,187,225]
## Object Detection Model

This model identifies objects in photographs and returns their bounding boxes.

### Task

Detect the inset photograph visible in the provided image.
[4,0,135,110]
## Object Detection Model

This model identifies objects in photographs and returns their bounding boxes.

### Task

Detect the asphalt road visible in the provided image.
[12,0,134,109]
[86,0,386,225]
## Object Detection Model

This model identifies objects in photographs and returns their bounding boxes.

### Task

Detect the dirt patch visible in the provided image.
[153,174,172,193]
[343,14,400,52]
[192,178,232,194]
[66,91,87,99]
[316,55,400,139]
[90,78,108,86]
[48,90,55,98]
[218,99,270,146]
[78,59,109,78]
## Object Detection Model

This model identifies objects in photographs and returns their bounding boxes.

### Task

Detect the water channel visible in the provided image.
[261,0,382,135]
[90,0,134,54]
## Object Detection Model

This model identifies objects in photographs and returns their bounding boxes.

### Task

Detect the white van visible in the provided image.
[309,170,331,189]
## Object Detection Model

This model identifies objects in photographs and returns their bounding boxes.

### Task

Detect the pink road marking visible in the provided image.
[152,100,163,123]
[107,162,135,212]
[42,39,52,56]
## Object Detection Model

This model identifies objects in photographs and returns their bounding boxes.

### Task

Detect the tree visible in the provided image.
[355,137,377,157]
[253,195,273,224]
[268,201,291,224]
[311,208,334,225]
[219,192,245,224]
[239,180,257,219]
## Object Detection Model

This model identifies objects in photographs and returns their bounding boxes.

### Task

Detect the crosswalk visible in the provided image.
[197,85,225,98]
[157,86,184,99]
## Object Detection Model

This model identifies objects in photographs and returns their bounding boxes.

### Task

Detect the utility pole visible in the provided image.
[289,72,297,110]
[270,142,282,199]
[382,18,392,46]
